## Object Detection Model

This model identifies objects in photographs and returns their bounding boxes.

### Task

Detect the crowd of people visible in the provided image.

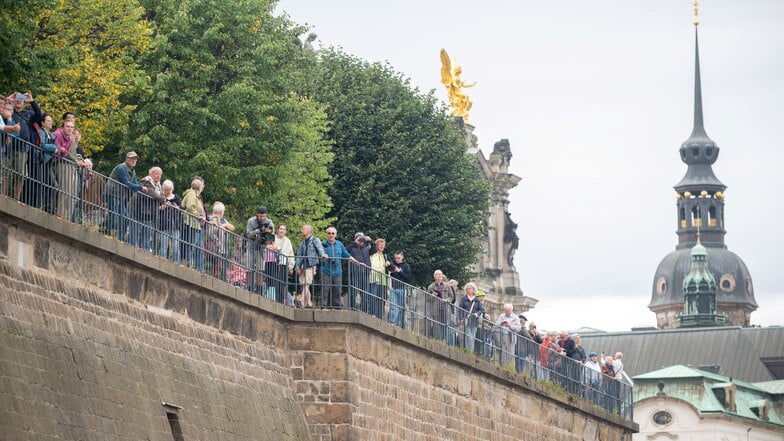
[2,91,631,415]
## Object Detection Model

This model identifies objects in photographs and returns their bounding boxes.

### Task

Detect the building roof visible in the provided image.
[754,380,784,395]
[634,364,784,427]
[579,326,784,383]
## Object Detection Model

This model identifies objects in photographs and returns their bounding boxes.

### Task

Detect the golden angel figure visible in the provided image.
[440,49,476,120]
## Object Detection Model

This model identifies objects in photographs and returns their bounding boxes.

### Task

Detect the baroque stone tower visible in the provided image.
[649,17,756,329]
[460,120,537,318]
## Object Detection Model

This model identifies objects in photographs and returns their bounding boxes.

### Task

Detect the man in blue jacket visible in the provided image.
[104,151,146,242]
[320,227,356,309]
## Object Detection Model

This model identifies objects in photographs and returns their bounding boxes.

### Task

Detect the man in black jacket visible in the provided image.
[387,250,411,327]
[346,232,373,311]
[10,93,42,204]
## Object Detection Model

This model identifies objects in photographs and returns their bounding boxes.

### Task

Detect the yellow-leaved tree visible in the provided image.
[28,0,152,155]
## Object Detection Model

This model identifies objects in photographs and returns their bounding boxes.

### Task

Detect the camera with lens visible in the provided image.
[248,222,274,244]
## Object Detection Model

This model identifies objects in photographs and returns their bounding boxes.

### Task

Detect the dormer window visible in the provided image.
[750,400,770,421]
[712,383,737,412]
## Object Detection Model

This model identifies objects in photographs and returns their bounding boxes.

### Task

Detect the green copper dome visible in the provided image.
[682,240,715,293]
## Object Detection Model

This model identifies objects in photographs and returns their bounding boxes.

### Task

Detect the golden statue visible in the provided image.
[440,49,476,121]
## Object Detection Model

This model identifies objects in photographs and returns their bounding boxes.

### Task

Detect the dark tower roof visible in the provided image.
[675,28,725,192]
[650,10,756,327]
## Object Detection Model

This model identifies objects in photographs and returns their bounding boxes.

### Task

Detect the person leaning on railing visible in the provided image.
[104,151,147,243]
[52,117,81,220]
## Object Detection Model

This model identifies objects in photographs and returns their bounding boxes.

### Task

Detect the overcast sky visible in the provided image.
[276,1,784,332]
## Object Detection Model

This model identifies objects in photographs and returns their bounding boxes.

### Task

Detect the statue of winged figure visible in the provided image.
[440,48,476,121]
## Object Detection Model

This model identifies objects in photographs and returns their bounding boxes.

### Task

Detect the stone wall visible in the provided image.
[0,198,636,440]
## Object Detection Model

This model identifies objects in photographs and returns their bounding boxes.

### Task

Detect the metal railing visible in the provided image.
[0,134,632,418]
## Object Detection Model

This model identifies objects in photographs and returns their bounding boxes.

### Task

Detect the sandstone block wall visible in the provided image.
[0,200,636,440]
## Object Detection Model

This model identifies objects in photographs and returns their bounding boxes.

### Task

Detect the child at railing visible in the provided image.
[226,251,247,288]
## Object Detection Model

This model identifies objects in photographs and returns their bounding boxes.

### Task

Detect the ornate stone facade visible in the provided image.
[460,120,537,318]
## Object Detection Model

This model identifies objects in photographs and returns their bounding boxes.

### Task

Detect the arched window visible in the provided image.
[680,207,687,229]
[709,206,717,227]
[691,206,702,228]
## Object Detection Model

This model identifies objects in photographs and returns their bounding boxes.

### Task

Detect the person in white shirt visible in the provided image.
[495,303,521,366]
[613,352,625,383]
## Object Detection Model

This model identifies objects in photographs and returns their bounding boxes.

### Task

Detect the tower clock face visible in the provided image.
[652,410,672,426]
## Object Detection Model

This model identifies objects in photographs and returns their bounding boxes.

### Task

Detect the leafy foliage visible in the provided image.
[0,0,54,93]
[311,49,490,286]
[121,0,333,235]
[3,0,152,155]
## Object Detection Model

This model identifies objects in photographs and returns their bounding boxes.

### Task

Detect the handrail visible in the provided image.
[0,133,632,419]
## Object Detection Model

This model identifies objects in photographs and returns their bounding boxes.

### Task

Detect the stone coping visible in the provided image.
[0,196,638,432]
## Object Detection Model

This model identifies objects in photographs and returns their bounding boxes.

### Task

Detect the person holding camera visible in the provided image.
[245,206,274,293]
[9,92,42,203]
[346,232,373,311]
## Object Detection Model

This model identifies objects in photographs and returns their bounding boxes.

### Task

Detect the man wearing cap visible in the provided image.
[585,352,602,401]
[105,151,146,242]
[516,314,533,373]
[474,290,489,357]
[245,206,275,293]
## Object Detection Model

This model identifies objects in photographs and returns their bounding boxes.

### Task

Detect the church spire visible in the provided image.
[674,3,726,249]
[650,2,757,329]
[689,22,708,140]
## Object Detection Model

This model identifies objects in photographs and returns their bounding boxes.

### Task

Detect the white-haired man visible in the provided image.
[495,303,521,366]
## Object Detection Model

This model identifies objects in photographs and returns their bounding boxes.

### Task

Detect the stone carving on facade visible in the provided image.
[459,126,537,318]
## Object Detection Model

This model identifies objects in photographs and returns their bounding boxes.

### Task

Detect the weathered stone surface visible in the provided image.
[303,403,351,424]
[0,203,637,441]
[289,326,347,352]
[303,353,347,381]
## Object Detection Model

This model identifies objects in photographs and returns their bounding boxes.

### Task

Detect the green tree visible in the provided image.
[311,49,490,286]
[2,0,152,155]
[0,0,53,92]
[124,0,333,235]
